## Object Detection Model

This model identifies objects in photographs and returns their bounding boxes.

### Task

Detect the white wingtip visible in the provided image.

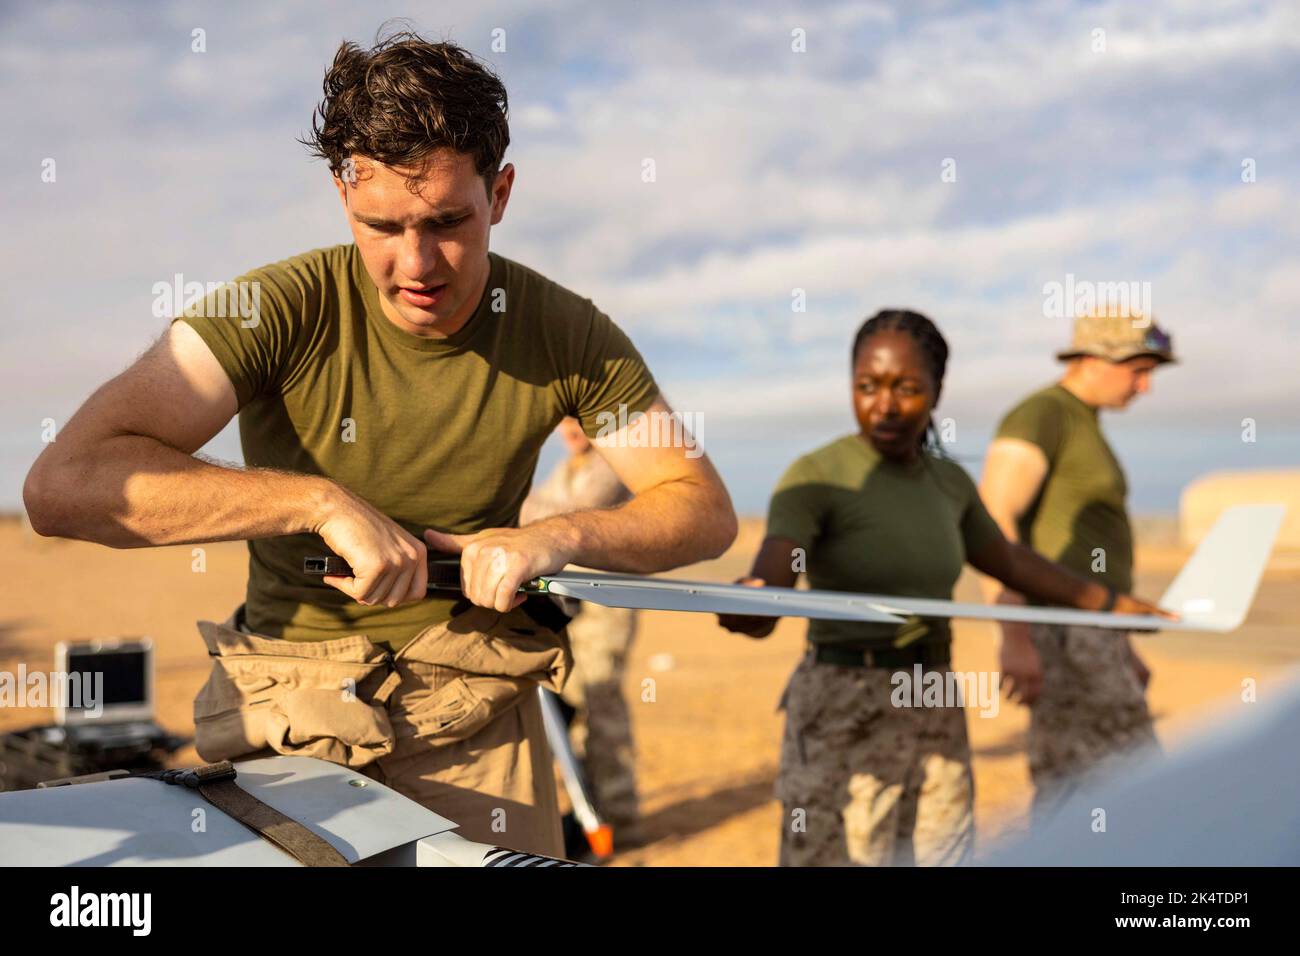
[1159,504,1286,632]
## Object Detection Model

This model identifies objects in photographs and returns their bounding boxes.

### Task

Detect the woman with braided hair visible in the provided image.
[718,309,1167,866]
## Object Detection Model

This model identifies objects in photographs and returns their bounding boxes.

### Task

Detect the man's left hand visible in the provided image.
[424,524,576,613]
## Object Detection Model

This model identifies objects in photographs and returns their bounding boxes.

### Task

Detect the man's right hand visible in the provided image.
[717,577,778,639]
[316,489,428,608]
[999,621,1043,705]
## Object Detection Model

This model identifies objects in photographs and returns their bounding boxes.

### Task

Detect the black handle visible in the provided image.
[303,554,547,593]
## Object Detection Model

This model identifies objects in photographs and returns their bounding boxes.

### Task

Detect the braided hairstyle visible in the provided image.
[851,309,950,455]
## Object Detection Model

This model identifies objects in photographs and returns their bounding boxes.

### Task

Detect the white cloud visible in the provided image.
[2,0,1298,514]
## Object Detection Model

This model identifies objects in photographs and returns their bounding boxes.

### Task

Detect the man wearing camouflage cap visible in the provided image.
[979,308,1177,816]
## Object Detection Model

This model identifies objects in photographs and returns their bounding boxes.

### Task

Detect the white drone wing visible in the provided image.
[541,573,904,624]
[541,504,1285,634]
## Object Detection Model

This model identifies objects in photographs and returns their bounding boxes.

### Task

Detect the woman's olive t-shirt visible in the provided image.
[765,434,1003,649]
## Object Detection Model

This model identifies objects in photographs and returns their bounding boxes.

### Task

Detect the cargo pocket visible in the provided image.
[263,687,394,768]
[193,699,277,764]
[384,602,570,757]
[390,667,543,755]
[192,614,393,766]
[400,603,570,689]
[388,674,488,749]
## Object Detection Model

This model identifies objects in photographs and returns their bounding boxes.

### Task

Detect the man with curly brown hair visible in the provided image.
[23,30,736,859]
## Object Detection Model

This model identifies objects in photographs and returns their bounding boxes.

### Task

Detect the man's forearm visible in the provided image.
[976,503,1039,650]
[532,475,736,574]
[25,433,334,548]
[979,505,1025,605]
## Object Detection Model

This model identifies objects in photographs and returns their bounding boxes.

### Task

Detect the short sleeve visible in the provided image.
[765,455,827,551]
[171,260,313,407]
[994,393,1064,463]
[567,307,660,438]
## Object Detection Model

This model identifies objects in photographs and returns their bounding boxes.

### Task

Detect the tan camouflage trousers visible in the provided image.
[1027,624,1159,817]
[559,602,640,825]
[777,654,974,867]
[193,603,568,858]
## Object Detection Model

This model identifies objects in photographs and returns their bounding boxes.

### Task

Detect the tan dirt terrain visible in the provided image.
[1,516,1295,865]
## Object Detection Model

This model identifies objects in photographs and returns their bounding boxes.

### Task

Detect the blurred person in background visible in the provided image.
[980,308,1177,817]
[523,417,642,846]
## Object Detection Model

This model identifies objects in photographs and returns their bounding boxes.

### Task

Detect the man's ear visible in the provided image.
[488,163,515,225]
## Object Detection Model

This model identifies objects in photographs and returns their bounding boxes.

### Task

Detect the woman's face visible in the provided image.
[852,329,938,462]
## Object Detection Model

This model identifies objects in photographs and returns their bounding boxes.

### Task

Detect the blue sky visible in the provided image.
[2,0,1298,515]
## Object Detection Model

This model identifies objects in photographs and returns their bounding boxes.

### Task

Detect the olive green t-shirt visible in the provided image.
[765,434,1003,649]
[994,383,1133,594]
[177,244,658,650]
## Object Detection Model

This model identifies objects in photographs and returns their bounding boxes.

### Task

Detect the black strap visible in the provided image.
[813,642,951,669]
[140,761,349,867]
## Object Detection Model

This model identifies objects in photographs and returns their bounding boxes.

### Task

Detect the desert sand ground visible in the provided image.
[1,516,1296,866]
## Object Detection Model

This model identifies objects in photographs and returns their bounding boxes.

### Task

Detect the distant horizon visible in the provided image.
[8,419,1298,521]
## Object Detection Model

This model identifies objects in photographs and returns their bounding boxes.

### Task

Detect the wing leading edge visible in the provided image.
[542,505,1286,634]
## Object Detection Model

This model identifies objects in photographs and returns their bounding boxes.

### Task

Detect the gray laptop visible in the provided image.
[53,638,162,747]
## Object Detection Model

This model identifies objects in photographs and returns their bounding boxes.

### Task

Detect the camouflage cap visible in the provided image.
[1056,312,1177,364]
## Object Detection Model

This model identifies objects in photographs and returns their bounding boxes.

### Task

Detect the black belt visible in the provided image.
[813,642,950,669]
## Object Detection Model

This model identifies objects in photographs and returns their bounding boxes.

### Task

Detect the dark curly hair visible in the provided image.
[852,309,950,454]
[302,27,509,191]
